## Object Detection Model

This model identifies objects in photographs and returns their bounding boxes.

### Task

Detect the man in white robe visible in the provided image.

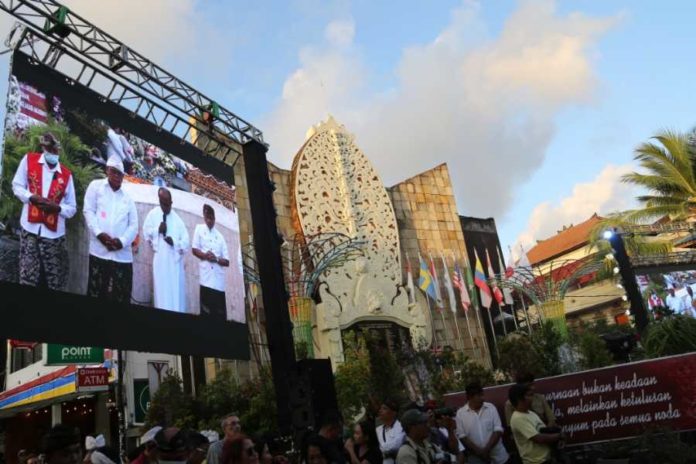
[142,187,189,312]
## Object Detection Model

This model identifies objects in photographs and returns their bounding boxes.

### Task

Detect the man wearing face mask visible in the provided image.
[142,187,189,312]
[12,132,77,290]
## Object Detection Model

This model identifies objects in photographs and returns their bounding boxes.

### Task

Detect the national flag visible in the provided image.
[474,249,492,309]
[441,254,457,313]
[418,254,438,301]
[405,257,416,305]
[487,249,505,305]
[499,251,515,305]
[452,261,471,311]
[429,254,444,309]
[463,253,479,308]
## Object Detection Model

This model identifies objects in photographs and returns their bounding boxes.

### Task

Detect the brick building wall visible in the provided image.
[389,164,489,363]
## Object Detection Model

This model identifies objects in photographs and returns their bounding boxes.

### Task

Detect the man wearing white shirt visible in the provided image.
[377,400,406,464]
[142,187,189,312]
[11,132,76,290]
[192,204,230,320]
[455,383,509,464]
[665,286,686,314]
[83,157,138,303]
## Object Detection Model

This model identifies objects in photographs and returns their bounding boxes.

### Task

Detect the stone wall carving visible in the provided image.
[291,117,431,363]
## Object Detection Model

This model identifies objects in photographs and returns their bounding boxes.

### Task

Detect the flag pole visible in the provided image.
[485,305,499,359]
[445,253,465,351]
[426,291,439,347]
[464,251,492,366]
[430,252,451,347]
[453,250,476,355]
[442,252,464,351]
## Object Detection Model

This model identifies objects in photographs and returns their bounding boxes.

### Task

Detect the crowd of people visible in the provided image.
[24,372,563,464]
[9,132,231,320]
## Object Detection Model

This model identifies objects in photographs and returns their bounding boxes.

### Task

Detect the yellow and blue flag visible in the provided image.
[418,253,438,301]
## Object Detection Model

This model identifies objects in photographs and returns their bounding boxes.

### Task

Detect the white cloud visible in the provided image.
[514,164,638,251]
[262,20,366,161]
[325,19,355,47]
[262,0,620,219]
[62,0,200,63]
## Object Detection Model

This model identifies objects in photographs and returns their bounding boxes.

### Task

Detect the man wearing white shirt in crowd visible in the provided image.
[665,286,686,314]
[455,383,509,464]
[83,156,138,303]
[377,400,406,464]
[192,204,230,320]
[11,132,77,290]
[142,187,189,312]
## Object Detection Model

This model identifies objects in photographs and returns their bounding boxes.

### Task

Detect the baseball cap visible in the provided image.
[401,409,429,428]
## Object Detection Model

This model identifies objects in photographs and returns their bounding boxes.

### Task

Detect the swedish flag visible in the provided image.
[418,254,438,301]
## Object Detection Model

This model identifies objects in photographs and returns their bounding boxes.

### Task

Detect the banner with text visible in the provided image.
[444,353,696,445]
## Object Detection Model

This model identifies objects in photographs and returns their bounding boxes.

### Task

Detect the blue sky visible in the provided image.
[1,0,694,260]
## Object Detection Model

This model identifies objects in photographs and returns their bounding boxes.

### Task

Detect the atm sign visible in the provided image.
[76,367,109,392]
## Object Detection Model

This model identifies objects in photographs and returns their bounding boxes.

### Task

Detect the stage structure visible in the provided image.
[603,221,696,330]
[493,258,604,337]
[0,0,300,446]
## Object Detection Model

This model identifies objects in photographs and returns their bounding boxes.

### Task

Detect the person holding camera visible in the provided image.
[508,383,564,464]
[454,383,509,464]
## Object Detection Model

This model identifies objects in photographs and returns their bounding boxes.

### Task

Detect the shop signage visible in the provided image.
[444,352,696,445]
[47,344,104,365]
[133,379,150,424]
[76,367,109,393]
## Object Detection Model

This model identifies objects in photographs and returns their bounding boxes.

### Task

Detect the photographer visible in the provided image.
[508,384,564,464]
[424,403,461,463]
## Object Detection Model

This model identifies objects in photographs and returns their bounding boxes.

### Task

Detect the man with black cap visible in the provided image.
[376,400,405,464]
[42,424,82,464]
[155,427,190,464]
[83,156,138,303]
[12,132,77,290]
[396,409,444,464]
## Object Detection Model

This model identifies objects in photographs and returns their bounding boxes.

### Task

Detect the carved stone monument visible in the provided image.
[290,116,431,364]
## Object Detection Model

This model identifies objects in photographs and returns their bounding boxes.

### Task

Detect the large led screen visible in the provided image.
[0,52,249,359]
[635,267,696,318]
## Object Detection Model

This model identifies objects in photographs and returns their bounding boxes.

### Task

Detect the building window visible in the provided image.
[10,344,43,373]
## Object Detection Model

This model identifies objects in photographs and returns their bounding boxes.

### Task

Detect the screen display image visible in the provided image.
[635,268,696,317]
[0,52,249,358]
[1,69,245,322]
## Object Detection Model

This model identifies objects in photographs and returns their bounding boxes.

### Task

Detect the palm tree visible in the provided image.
[621,130,696,222]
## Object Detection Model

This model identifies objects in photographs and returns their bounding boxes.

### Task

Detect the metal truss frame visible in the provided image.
[11,28,241,165]
[0,0,263,154]
[631,251,696,269]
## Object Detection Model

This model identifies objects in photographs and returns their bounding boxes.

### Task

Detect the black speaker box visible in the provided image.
[289,359,339,430]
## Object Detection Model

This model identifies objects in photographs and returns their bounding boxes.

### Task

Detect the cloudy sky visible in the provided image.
[0,0,694,259]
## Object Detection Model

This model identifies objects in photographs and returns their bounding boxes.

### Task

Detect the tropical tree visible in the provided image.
[621,130,696,222]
